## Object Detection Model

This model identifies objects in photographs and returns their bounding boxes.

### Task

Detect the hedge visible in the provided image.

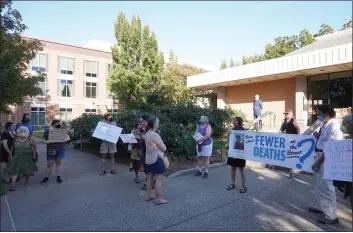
[70,104,247,158]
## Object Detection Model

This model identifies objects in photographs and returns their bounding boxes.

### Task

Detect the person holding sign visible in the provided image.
[310,104,342,225]
[226,117,247,193]
[40,119,66,184]
[194,116,213,178]
[99,114,118,176]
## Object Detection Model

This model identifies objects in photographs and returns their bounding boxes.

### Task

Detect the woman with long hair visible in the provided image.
[144,117,168,205]
[7,126,38,191]
[41,119,66,184]
[129,120,144,183]
[226,117,247,193]
[1,122,15,183]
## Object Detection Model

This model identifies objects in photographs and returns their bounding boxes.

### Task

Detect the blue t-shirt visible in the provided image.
[16,123,34,136]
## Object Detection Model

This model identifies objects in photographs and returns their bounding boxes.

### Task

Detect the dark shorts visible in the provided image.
[146,157,166,175]
[227,157,246,168]
[47,149,65,161]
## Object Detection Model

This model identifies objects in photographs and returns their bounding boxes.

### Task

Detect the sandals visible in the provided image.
[240,186,247,193]
[135,178,141,183]
[156,199,168,205]
[99,170,107,176]
[226,184,247,193]
[111,170,117,175]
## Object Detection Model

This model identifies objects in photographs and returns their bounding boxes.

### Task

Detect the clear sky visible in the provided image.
[13,1,352,68]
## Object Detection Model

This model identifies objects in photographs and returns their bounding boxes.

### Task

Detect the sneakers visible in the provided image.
[194,171,202,176]
[41,177,49,185]
[195,171,208,178]
[56,176,62,184]
[41,176,63,184]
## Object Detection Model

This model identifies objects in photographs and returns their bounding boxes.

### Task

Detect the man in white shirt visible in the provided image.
[310,104,342,225]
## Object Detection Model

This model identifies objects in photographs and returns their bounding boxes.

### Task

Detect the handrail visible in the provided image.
[244,111,274,131]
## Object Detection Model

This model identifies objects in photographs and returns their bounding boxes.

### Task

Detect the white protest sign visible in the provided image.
[92,122,122,143]
[228,131,245,159]
[120,134,138,144]
[323,139,352,182]
[193,132,203,144]
[48,128,70,143]
[228,131,316,172]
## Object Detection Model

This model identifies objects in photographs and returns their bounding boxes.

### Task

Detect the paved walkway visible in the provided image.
[1,140,352,231]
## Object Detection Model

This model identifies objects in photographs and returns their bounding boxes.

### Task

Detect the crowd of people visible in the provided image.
[0,101,351,221]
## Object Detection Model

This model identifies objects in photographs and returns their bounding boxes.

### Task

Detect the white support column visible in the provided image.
[217,87,226,109]
[295,75,308,126]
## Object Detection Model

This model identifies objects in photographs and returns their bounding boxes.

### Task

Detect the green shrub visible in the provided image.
[70,104,247,157]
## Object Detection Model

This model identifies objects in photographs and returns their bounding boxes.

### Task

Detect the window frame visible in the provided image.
[59,108,73,122]
[30,107,46,126]
[59,56,75,75]
[84,81,97,99]
[84,108,97,114]
[59,79,74,98]
[30,53,48,72]
[85,60,98,78]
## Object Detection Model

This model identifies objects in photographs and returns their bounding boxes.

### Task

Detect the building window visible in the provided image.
[31,53,47,72]
[37,81,46,97]
[85,109,96,114]
[60,108,73,122]
[85,82,97,99]
[30,107,46,126]
[59,56,75,75]
[85,60,98,77]
[59,80,74,97]
[107,63,111,74]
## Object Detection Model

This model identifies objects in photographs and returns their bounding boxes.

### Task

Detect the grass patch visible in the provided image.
[33,131,44,139]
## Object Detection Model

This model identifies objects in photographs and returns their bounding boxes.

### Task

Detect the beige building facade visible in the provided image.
[187,29,353,128]
[1,37,116,126]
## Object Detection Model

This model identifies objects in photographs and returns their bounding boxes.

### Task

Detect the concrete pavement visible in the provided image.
[1,140,352,232]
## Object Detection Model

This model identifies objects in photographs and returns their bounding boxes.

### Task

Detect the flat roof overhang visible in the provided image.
[187,43,352,89]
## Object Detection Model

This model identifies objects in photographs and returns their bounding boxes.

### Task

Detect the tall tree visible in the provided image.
[297,29,315,48]
[0,0,45,112]
[314,23,334,37]
[341,17,352,30]
[220,59,228,69]
[161,50,207,105]
[242,54,265,65]
[107,12,164,109]
[264,35,298,59]
[229,58,235,68]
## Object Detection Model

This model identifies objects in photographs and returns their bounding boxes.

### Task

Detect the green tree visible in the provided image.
[341,17,352,30]
[220,59,228,69]
[0,0,45,112]
[108,12,164,109]
[242,54,265,65]
[314,23,334,37]
[229,58,235,68]
[264,35,298,59]
[297,29,315,48]
[161,50,207,105]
